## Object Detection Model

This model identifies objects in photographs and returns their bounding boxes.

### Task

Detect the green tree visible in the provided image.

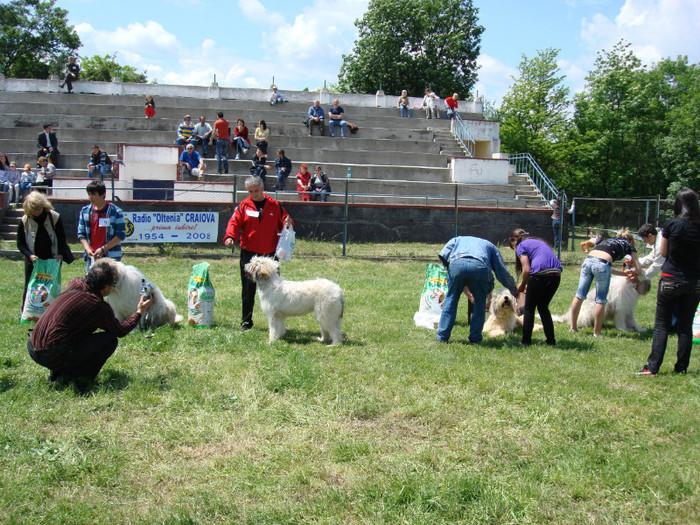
[499,48,570,180]
[80,54,148,83]
[564,41,667,197]
[0,0,80,78]
[337,0,484,97]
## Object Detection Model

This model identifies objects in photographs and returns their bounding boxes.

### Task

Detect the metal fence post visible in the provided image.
[342,178,350,256]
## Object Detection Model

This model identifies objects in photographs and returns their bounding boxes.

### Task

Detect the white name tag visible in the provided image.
[246,210,260,218]
[98,218,110,227]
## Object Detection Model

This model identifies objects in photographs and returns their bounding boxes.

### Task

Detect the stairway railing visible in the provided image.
[508,152,559,203]
[452,113,476,157]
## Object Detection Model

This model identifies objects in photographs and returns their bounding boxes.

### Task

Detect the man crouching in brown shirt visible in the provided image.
[27,260,151,390]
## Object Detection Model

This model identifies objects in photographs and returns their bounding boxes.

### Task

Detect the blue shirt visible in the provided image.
[179,150,202,168]
[439,236,517,294]
[308,105,324,119]
[516,238,562,274]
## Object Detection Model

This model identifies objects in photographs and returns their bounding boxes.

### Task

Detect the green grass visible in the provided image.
[1,243,699,524]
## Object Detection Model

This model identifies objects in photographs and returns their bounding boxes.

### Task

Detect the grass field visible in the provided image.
[1,242,699,524]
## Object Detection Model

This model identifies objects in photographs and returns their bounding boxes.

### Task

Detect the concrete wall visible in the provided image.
[451,158,509,184]
[0,75,484,114]
[53,199,551,247]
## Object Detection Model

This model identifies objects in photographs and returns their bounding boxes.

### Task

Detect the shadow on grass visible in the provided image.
[0,375,16,393]
[263,328,364,347]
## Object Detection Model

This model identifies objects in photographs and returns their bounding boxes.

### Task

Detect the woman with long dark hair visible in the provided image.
[638,188,700,375]
[509,229,562,345]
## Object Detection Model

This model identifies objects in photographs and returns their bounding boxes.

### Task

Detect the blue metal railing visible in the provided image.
[453,113,476,157]
[508,152,559,204]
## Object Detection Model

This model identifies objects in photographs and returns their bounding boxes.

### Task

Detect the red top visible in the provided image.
[224,195,291,254]
[445,97,459,110]
[31,278,141,350]
[234,126,249,142]
[214,118,230,140]
[89,205,109,251]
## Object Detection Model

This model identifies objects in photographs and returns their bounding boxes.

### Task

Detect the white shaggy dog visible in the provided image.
[244,256,344,344]
[554,275,651,332]
[483,290,541,337]
[93,258,182,327]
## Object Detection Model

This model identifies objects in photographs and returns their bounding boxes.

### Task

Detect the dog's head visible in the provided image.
[633,278,652,296]
[490,290,516,315]
[90,257,121,283]
[244,256,279,283]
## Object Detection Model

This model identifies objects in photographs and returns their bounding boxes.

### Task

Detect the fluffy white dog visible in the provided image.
[244,256,344,345]
[483,290,541,337]
[554,275,651,332]
[93,258,182,327]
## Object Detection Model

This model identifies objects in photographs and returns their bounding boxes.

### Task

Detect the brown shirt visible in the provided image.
[31,278,141,350]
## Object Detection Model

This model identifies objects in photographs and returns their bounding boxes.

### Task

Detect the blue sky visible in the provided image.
[64,0,700,104]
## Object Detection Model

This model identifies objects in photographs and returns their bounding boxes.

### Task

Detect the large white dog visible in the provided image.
[244,256,344,344]
[93,258,182,327]
[483,289,541,337]
[554,275,651,332]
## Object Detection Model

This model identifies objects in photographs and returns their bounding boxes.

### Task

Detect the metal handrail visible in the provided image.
[452,113,476,157]
[508,152,559,204]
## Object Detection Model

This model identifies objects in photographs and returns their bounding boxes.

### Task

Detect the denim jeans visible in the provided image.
[88,165,110,180]
[233,137,249,154]
[645,277,700,373]
[174,137,196,146]
[276,169,288,189]
[18,181,33,201]
[215,139,230,173]
[437,257,494,343]
[329,119,347,137]
[195,137,210,156]
[522,272,561,345]
[400,106,412,118]
[310,190,329,202]
[575,256,611,303]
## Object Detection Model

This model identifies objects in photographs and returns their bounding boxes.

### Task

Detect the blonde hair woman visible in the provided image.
[16,191,73,309]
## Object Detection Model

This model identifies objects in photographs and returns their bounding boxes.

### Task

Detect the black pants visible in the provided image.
[239,249,275,328]
[645,277,700,373]
[27,332,118,382]
[522,272,561,345]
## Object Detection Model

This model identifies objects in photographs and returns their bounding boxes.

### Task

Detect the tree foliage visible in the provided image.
[337,0,484,97]
[80,54,148,83]
[499,48,570,177]
[0,0,80,78]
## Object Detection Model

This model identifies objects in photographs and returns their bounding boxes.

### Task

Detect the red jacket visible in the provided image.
[445,97,458,110]
[224,195,291,254]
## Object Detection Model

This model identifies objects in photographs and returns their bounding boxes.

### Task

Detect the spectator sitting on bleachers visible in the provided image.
[0,152,9,171]
[310,165,331,202]
[35,156,55,193]
[274,149,293,190]
[18,164,36,203]
[296,163,311,201]
[445,93,459,120]
[3,162,20,203]
[87,145,112,180]
[174,115,196,146]
[397,90,412,118]
[179,144,205,178]
[254,120,269,156]
[233,119,250,160]
[250,148,271,187]
[37,124,60,166]
[423,88,440,119]
[328,99,348,138]
[193,116,213,157]
[307,100,325,137]
[269,85,287,105]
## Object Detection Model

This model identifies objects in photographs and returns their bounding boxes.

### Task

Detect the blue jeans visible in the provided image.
[329,119,347,137]
[400,106,412,118]
[215,139,229,173]
[233,137,249,154]
[437,257,494,343]
[645,277,700,373]
[18,181,33,201]
[276,169,288,189]
[575,256,611,303]
[174,137,196,147]
[195,137,210,156]
[310,190,329,202]
[552,219,561,250]
[88,165,110,180]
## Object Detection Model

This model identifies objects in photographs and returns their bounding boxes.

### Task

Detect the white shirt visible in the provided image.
[639,231,665,280]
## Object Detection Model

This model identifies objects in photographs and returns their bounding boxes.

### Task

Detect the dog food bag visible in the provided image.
[187,262,215,328]
[413,263,448,329]
[275,224,296,262]
[21,258,62,324]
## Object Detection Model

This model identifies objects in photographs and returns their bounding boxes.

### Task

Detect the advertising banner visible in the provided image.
[123,211,218,243]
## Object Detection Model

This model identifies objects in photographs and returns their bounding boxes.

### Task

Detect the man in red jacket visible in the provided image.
[224,175,293,331]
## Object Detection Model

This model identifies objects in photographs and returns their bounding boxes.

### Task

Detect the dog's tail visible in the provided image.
[552,313,569,324]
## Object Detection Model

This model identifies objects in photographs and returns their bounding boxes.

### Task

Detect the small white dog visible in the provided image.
[244,256,344,344]
[483,289,541,337]
[554,275,651,332]
[93,258,182,327]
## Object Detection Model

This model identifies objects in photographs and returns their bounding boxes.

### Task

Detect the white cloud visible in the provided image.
[475,54,517,104]
[76,21,180,56]
[238,0,286,26]
[581,0,700,64]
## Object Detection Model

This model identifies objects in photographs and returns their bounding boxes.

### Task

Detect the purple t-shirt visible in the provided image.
[516,238,562,274]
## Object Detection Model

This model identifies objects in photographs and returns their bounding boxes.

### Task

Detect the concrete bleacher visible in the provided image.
[0,86,544,207]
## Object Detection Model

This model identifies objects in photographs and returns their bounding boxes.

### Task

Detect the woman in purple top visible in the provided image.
[510,229,563,345]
